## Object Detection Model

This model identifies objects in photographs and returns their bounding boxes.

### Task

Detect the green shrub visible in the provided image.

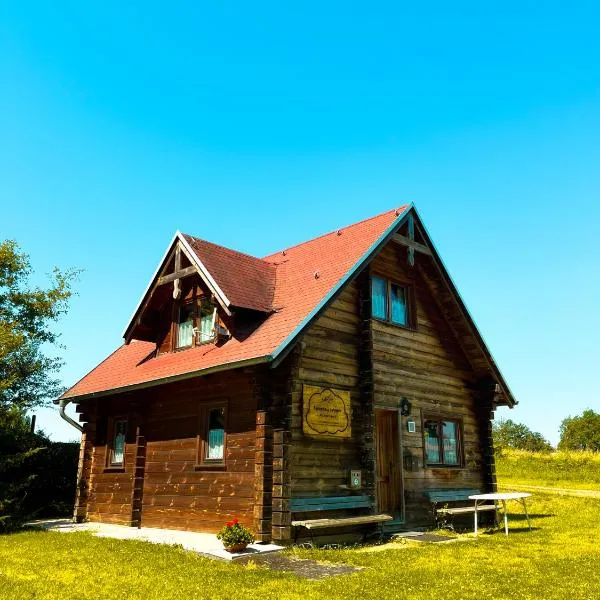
[216,519,255,547]
[0,408,78,531]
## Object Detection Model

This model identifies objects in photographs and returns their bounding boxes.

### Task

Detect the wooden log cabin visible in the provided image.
[57,205,515,543]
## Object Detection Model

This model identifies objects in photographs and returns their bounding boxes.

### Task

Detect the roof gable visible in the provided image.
[123,232,277,342]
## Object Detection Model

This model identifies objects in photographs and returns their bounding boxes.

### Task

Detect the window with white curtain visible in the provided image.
[196,403,227,467]
[177,303,195,348]
[206,407,225,460]
[109,419,127,466]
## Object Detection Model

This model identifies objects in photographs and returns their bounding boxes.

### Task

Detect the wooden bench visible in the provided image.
[426,488,497,528]
[291,495,393,542]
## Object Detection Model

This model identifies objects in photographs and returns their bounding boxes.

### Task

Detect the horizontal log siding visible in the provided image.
[87,395,136,525]
[86,369,257,532]
[141,370,256,532]
[371,243,484,524]
[292,283,364,502]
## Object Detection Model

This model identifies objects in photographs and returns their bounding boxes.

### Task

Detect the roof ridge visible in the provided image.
[263,205,409,259]
[181,233,270,265]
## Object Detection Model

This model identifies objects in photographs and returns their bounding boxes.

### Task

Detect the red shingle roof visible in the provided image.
[61,207,409,400]
[182,235,276,313]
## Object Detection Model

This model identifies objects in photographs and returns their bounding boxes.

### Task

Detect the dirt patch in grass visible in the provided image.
[236,553,362,579]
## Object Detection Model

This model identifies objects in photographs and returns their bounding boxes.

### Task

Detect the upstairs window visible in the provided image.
[197,299,217,344]
[177,303,195,348]
[108,419,128,467]
[423,417,462,467]
[371,276,415,328]
[390,283,407,326]
[371,276,388,320]
[176,298,217,349]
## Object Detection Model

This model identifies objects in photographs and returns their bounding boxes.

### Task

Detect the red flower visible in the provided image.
[226,518,239,527]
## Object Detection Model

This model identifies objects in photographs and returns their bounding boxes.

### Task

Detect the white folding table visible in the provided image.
[469,492,532,536]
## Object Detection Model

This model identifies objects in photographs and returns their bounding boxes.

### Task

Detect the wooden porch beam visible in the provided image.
[157,265,197,286]
[391,233,432,256]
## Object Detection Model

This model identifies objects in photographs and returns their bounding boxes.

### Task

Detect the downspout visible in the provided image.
[59,398,83,433]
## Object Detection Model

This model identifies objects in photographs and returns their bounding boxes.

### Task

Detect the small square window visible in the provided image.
[175,298,217,349]
[423,417,462,467]
[371,276,415,329]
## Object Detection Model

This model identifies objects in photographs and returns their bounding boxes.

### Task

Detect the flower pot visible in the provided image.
[224,543,248,553]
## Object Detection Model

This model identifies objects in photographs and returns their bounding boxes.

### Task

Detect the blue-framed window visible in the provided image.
[371,276,415,328]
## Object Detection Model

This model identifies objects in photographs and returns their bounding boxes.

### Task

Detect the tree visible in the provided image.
[493,419,553,453]
[559,409,600,452]
[0,240,78,410]
[0,240,79,530]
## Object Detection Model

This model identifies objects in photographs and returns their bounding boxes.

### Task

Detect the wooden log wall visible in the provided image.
[253,367,274,542]
[269,348,298,542]
[86,395,137,525]
[357,270,376,495]
[82,368,257,532]
[291,282,366,505]
[370,242,485,524]
[141,370,256,532]
[130,419,147,527]
[476,380,498,493]
[73,402,96,522]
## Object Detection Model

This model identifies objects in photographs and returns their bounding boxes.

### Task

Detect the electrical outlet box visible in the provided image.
[350,470,362,489]
[407,419,416,433]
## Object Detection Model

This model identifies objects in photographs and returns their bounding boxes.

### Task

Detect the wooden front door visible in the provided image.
[375,410,403,516]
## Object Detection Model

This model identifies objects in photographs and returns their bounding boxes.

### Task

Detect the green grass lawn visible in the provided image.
[496,449,600,491]
[2,489,600,600]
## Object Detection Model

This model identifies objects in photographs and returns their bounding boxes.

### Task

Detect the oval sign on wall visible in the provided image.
[303,385,351,439]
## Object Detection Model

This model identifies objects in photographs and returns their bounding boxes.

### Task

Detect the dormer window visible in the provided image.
[197,299,217,344]
[177,303,195,348]
[176,298,217,349]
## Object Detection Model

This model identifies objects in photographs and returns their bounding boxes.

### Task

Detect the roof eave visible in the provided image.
[410,206,517,408]
[55,354,271,404]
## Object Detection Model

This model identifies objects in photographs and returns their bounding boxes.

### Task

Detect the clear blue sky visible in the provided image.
[1,2,599,445]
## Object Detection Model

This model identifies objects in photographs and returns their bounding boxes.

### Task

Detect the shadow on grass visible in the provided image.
[0,525,50,537]
[486,526,541,535]
[507,513,555,520]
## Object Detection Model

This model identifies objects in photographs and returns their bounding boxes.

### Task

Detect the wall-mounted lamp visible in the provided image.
[400,397,412,416]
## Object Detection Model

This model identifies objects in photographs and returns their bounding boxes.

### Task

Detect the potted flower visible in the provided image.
[216,518,255,553]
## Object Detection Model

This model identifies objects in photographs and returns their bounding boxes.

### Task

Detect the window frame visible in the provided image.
[175,301,196,349]
[195,400,228,470]
[174,297,217,351]
[106,416,128,471]
[421,413,464,468]
[370,275,417,330]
